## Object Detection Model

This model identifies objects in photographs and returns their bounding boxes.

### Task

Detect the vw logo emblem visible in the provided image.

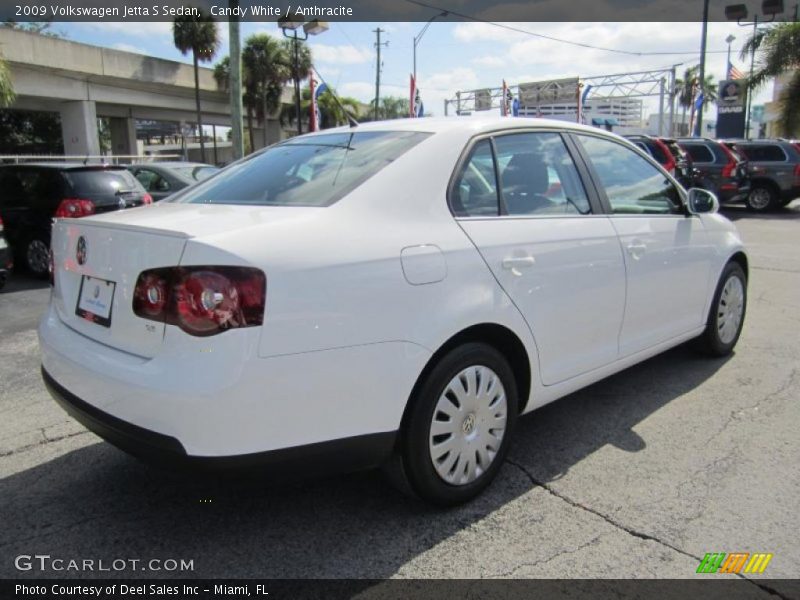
[76,236,87,265]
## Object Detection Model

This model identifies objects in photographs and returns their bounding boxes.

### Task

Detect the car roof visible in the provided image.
[315,116,618,138]
[0,162,127,170]
[133,162,215,168]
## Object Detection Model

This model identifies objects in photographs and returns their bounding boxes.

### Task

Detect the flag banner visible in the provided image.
[693,92,704,136]
[728,63,745,79]
[309,69,318,132]
[414,88,424,118]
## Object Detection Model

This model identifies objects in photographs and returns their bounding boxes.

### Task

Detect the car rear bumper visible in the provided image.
[42,366,396,473]
[39,302,427,462]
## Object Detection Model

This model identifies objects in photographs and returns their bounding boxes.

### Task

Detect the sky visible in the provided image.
[55,20,776,124]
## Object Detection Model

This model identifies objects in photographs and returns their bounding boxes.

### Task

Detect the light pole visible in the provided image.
[696,0,710,137]
[725,34,736,77]
[726,0,785,139]
[279,17,328,137]
[413,12,447,84]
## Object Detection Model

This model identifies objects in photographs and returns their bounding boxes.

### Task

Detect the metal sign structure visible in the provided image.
[446,67,679,136]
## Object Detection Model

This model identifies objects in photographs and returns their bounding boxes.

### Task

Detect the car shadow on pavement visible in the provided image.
[1,272,49,294]
[0,344,729,579]
[721,202,800,222]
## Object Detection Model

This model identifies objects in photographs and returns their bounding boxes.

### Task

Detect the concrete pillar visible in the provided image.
[109,117,138,158]
[60,100,100,156]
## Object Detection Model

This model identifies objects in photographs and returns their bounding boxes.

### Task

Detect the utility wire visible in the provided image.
[404,0,734,56]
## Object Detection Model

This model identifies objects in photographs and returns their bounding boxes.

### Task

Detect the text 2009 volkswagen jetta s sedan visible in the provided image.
[39,118,747,505]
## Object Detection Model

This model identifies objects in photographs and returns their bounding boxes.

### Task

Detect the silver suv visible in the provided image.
[727,140,800,211]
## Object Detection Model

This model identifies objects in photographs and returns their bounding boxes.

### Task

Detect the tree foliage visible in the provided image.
[742,22,800,135]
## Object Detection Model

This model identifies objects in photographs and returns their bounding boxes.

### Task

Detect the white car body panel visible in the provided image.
[39,117,747,462]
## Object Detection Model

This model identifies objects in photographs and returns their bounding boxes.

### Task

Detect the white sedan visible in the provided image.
[39,118,747,505]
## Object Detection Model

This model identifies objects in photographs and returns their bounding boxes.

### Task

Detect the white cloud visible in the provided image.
[310,43,373,65]
[472,55,506,68]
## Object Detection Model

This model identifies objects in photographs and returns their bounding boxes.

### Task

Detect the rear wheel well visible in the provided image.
[401,324,532,436]
[750,178,779,195]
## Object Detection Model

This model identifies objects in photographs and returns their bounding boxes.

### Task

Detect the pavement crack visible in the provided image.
[0,429,91,457]
[505,458,793,599]
[487,533,605,578]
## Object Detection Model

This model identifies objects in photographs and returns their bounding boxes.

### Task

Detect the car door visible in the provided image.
[454,131,626,386]
[574,134,714,357]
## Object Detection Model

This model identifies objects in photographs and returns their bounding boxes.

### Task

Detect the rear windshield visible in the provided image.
[64,169,142,195]
[173,131,431,207]
[647,141,670,165]
[682,144,715,163]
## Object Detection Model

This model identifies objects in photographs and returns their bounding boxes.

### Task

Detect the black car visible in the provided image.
[725,140,800,211]
[677,138,750,207]
[0,164,151,277]
[0,215,12,291]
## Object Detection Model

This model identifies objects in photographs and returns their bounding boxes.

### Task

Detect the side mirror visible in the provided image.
[686,187,719,215]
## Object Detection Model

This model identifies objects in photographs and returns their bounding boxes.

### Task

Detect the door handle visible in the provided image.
[626,241,647,259]
[502,256,536,275]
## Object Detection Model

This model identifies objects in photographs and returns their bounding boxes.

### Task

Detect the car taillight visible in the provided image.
[719,145,739,179]
[0,215,4,232]
[54,198,95,219]
[656,140,676,175]
[142,193,153,205]
[133,266,266,337]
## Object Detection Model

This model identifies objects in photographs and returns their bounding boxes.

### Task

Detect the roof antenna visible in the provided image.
[313,67,359,128]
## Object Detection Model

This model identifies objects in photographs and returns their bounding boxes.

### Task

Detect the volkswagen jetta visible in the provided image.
[39,118,747,505]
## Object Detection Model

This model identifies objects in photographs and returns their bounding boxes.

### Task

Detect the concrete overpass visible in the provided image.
[0,28,285,156]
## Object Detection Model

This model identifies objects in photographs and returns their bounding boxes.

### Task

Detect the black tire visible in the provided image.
[697,262,747,356]
[23,234,50,278]
[746,183,778,212]
[393,342,518,506]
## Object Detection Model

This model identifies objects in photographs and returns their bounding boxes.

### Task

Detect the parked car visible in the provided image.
[625,135,697,189]
[723,140,800,211]
[127,162,220,201]
[677,138,751,207]
[0,164,152,277]
[40,119,748,506]
[0,216,12,291]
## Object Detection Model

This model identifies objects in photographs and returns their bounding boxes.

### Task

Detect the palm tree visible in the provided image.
[0,53,14,108]
[173,12,220,162]
[675,66,698,135]
[214,55,260,152]
[742,22,800,136]
[280,38,312,130]
[292,87,360,129]
[243,34,288,147]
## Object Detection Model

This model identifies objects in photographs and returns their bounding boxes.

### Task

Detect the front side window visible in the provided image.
[173,131,430,207]
[135,169,170,192]
[577,135,682,215]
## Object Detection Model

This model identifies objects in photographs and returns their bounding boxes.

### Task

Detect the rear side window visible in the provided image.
[451,132,591,217]
[174,131,430,207]
[64,169,142,195]
[737,144,787,162]
[683,144,715,163]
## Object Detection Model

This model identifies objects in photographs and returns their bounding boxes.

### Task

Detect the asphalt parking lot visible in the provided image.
[0,205,798,593]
